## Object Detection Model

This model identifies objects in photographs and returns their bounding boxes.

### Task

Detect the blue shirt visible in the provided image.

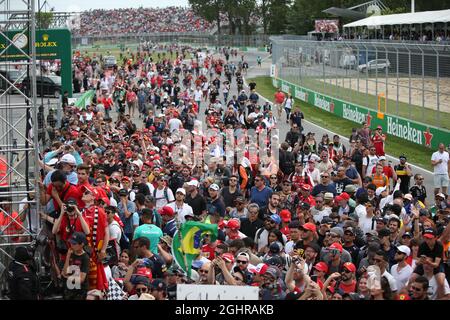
[345,166,359,180]
[311,183,337,197]
[163,219,177,238]
[118,201,138,234]
[250,186,273,208]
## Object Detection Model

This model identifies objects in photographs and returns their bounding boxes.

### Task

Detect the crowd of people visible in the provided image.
[73,7,215,37]
[4,41,450,301]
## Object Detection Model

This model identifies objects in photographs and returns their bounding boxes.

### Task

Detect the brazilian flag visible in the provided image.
[171,221,218,277]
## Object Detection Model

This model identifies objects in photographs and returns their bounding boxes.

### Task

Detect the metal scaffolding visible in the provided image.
[0,0,40,296]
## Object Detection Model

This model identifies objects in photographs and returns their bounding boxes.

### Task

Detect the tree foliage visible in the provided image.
[36,11,53,29]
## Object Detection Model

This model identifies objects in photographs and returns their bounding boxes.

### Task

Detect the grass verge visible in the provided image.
[248,76,434,171]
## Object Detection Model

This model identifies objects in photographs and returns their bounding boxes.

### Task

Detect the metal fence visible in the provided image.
[271,37,450,130]
[72,33,271,49]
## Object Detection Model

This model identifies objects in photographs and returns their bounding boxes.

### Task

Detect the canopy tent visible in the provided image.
[343,9,450,28]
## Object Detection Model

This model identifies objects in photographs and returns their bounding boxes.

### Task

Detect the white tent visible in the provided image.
[343,9,450,28]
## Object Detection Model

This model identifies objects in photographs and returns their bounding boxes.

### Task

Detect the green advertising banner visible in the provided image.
[272,78,450,150]
[0,29,73,96]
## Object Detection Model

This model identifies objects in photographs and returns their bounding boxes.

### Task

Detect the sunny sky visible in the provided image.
[46,0,189,12]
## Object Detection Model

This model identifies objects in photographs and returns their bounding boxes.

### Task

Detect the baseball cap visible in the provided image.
[176,188,186,195]
[59,154,76,165]
[376,186,387,197]
[226,219,240,230]
[423,228,436,239]
[321,217,333,225]
[399,155,407,160]
[343,262,356,273]
[403,194,413,201]
[269,241,282,254]
[344,227,355,235]
[436,193,445,199]
[268,214,281,225]
[330,227,344,238]
[121,176,131,182]
[301,222,317,232]
[46,158,58,166]
[279,210,292,223]
[402,232,412,238]
[221,253,235,263]
[300,184,312,191]
[118,189,128,197]
[151,279,167,291]
[305,242,321,253]
[376,125,382,130]
[314,262,328,273]
[378,155,386,161]
[234,196,245,204]
[329,242,343,253]
[186,179,199,187]
[264,266,279,279]
[366,230,378,237]
[209,184,220,191]
[158,206,175,217]
[248,263,268,275]
[69,232,87,245]
[82,185,100,200]
[396,245,411,256]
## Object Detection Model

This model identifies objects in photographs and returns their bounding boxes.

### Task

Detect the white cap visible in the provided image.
[376,186,387,197]
[209,183,220,191]
[176,188,186,195]
[46,158,58,166]
[378,156,386,161]
[396,245,411,256]
[186,179,199,187]
[403,194,413,201]
[59,154,76,165]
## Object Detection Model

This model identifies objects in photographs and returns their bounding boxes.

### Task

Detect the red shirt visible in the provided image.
[0,212,23,241]
[202,244,215,260]
[339,280,357,294]
[274,92,285,104]
[82,206,108,253]
[371,133,385,156]
[47,182,82,212]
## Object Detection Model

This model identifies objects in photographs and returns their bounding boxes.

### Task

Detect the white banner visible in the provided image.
[177,284,259,300]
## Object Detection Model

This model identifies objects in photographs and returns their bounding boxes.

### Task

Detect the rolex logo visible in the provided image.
[42,34,49,41]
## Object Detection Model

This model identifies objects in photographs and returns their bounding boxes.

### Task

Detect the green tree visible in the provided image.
[36,11,53,29]
[189,0,225,35]
[267,0,291,34]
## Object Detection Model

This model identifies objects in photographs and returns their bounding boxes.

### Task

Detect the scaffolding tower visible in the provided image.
[0,0,40,296]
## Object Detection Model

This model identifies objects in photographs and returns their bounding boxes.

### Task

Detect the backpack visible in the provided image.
[153,187,169,202]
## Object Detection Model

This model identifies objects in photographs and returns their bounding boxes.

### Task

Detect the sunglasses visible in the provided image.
[342,269,352,273]
[198,269,208,274]
[270,176,277,179]
[96,180,104,184]
[321,175,329,178]
[236,260,248,264]
[136,287,148,293]
[410,286,422,292]
[254,179,262,182]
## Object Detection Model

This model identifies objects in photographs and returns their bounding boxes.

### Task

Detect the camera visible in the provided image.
[65,199,77,213]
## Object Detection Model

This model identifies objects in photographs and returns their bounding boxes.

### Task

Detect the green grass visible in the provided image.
[249,76,434,171]
[281,75,450,130]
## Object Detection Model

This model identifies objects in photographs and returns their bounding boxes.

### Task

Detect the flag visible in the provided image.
[171,221,218,278]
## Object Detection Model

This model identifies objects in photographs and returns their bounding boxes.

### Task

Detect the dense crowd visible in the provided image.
[73,7,215,37]
[4,43,450,301]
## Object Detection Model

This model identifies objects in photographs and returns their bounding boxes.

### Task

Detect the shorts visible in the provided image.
[434,174,449,189]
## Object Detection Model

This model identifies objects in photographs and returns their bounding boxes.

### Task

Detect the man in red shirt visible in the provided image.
[274,88,286,118]
[371,125,386,156]
[338,262,357,294]
[39,170,82,213]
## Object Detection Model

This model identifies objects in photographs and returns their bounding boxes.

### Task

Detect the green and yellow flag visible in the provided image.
[171,221,218,278]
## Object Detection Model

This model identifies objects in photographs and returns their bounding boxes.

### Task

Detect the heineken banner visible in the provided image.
[271,78,449,150]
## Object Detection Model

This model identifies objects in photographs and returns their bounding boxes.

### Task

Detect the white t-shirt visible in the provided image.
[382,270,398,292]
[356,204,376,234]
[310,207,332,223]
[427,274,450,300]
[431,151,449,175]
[285,240,295,255]
[363,155,379,177]
[168,118,183,132]
[109,221,122,255]
[154,187,175,210]
[284,98,293,110]
[303,168,321,186]
[194,90,203,101]
[167,202,194,224]
[390,263,413,292]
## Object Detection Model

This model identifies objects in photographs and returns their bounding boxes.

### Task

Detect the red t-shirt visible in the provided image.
[202,244,215,260]
[274,92,285,104]
[339,280,357,294]
[0,212,23,241]
[47,182,82,212]
[371,134,385,156]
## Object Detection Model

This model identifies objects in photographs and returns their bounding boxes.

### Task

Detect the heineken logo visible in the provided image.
[295,89,307,102]
[343,103,366,124]
[387,116,423,145]
[314,93,331,112]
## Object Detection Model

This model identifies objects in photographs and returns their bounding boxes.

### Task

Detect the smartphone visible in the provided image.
[310,275,318,282]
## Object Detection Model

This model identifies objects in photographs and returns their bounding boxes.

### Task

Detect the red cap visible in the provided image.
[226,219,240,230]
[340,192,350,201]
[248,263,268,275]
[221,253,235,263]
[301,222,317,233]
[82,185,100,200]
[135,267,153,280]
[314,262,329,273]
[335,195,344,202]
[300,184,312,191]
[329,242,343,253]
[122,176,131,182]
[99,197,110,206]
[343,262,356,273]
[280,210,292,223]
[158,206,175,217]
